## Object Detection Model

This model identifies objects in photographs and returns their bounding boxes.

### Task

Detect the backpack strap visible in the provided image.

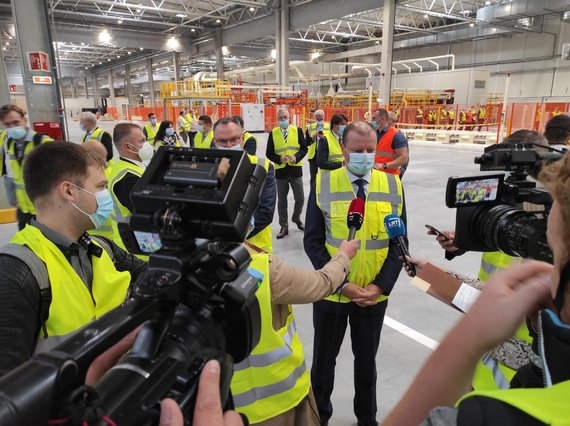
[90,235,115,262]
[0,244,51,337]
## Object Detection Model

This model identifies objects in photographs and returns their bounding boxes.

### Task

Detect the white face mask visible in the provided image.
[133,142,154,163]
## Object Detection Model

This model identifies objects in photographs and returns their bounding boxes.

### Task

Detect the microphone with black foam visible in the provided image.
[347,198,365,240]
[384,213,416,277]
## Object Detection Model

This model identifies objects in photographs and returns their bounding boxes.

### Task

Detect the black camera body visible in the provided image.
[446,143,561,263]
[0,147,267,425]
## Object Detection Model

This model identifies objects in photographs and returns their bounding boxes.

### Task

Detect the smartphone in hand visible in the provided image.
[425,224,451,241]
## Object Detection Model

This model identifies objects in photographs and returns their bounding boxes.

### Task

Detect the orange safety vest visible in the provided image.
[374,127,400,175]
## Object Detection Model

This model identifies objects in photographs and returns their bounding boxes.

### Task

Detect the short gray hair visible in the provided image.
[277,107,290,117]
[388,111,397,122]
[315,109,325,118]
[78,111,97,125]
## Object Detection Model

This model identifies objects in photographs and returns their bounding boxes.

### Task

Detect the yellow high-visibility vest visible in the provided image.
[231,252,310,423]
[307,122,330,160]
[11,224,130,339]
[271,126,302,169]
[316,167,403,303]
[144,122,160,145]
[246,155,273,253]
[7,132,53,214]
[321,131,343,166]
[194,131,214,149]
[457,380,570,424]
[108,158,147,259]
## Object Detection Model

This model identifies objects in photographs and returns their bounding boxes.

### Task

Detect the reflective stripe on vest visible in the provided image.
[245,155,273,253]
[109,159,147,258]
[144,122,160,144]
[323,131,344,164]
[231,253,310,423]
[457,380,570,424]
[478,251,520,282]
[10,225,131,338]
[8,133,52,214]
[194,131,213,149]
[375,127,400,175]
[316,168,402,303]
[271,126,302,169]
[308,122,331,160]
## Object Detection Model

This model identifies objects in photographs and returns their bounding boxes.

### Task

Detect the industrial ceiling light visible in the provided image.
[191,28,196,32]
[216,19,221,23]
[140,47,144,50]
[469,22,475,27]
[176,13,187,18]
[249,7,255,11]
[423,14,428,18]
[167,35,181,51]
[485,0,491,4]
[270,49,276,59]
[117,19,123,24]
[128,51,132,55]
[98,29,112,44]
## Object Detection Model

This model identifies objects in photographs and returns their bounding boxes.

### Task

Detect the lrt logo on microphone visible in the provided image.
[386,218,400,229]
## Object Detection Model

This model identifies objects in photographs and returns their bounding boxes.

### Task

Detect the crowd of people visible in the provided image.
[0,101,569,425]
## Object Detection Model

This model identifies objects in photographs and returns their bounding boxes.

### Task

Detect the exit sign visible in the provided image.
[32,76,52,85]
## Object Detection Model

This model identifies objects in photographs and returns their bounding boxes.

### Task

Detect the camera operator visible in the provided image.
[427,130,553,391]
[544,113,570,150]
[385,152,570,426]
[0,142,146,376]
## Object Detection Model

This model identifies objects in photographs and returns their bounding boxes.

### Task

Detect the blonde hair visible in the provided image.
[540,152,570,251]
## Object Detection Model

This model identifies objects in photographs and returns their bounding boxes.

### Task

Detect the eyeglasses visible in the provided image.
[215,136,241,146]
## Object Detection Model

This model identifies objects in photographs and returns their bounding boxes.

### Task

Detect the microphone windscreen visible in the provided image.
[384,214,406,239]
[348,197,365,217]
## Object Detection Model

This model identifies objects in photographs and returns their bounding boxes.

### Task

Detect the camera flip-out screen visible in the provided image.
[446,174,505,208]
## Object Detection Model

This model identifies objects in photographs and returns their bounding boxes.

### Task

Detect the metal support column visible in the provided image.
[279,0,290,87]
[173,52,181,82]
[125,64,133,106]
[11,0,63,124]
[92,72,100,108]
[380,0,395,106]
[83,77,89,98]
[275,6,281,86]
[0,48,11,106]
[215,29,224,81]
[70,78,77,98]
[147,59,155,107]
[108,70,116,108]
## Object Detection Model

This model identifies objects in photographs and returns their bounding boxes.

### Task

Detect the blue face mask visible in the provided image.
[79,124,86,133]
[197,124,204,133]
[6,126,27,140]
[370,120,379,130]
[279,120,289,129]
[338,125,346,136]
[347,152,375,176]
[70,184,114,229]
[166,127,175,136]
[150,118,157,126]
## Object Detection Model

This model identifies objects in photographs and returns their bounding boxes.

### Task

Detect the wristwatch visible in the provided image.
[382,163,388,170]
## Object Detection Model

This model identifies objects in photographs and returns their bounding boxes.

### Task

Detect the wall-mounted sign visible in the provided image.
[32,76,52,85]
[8,84,16,93]
[28,52,50,72]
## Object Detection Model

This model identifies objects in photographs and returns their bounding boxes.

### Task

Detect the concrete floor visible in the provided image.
[0,121,488,424]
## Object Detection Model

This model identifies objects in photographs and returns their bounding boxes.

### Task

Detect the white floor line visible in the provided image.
[384,316,439,350]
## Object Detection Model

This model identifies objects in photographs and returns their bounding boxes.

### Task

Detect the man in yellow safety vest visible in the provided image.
[0,142,145,375]
[304,121,404,426]
[143,112,160,145]
[79,111,113,161]
[0,104,53,229]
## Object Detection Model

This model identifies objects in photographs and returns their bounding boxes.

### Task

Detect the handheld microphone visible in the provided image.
[384,213,416,277]
[347,198,365,240]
